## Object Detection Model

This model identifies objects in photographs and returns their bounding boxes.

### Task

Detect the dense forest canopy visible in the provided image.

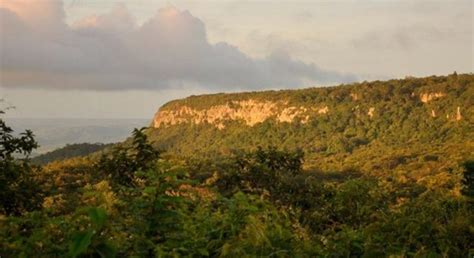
[1,74,473,257]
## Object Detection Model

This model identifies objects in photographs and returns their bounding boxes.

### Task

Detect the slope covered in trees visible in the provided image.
[31,143,113,165]
[149,73,473,186]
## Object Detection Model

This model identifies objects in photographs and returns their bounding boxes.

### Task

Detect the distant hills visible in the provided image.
[31,143,113,165]
[5,118,149,155]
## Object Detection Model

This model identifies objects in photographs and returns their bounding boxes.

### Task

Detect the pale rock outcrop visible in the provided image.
[368,107,375,118]
[456,106,462,121]
[152,93,463,129]
[350,93,359,101]
[301,115,310,124]
[420,92,446,103]
[446,107,462,121]
[154,100,278,128]
[278,107,300,123]
[153,99,320,129]
[317,106,329,114]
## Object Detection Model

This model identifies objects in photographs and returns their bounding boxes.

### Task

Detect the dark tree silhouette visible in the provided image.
[0,111,43,215]
[461,161,474,198]
[97,127,160,186]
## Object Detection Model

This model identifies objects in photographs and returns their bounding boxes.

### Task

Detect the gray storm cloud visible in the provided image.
[0,0,356,91]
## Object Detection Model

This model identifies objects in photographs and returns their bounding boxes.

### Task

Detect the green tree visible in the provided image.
[0,110,42,215]
[97,127,160,186]
[461,161,474,197]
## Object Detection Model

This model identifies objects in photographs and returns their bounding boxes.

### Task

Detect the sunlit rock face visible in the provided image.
[153,99,316,129]
[152,74,472,130]
[420,92,446,103]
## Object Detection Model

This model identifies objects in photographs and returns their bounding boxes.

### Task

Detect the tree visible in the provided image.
[0,110,43,215]
[96,127,160,186]
[461,161,474,198]
[217,146,304,196]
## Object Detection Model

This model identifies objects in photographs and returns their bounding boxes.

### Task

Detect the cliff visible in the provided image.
[148,73,473,180]
[152,74,472,130]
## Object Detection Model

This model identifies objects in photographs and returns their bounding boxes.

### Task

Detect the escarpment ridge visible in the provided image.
[147,73,473,174]
[152,74,472,129]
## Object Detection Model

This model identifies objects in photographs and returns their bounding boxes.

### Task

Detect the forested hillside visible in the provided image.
[149,73,473,185]
[31,143,113,165]
[1,74,473,257]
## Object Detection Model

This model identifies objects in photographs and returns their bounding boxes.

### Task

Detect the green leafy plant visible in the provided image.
[69,207,116,258]
[0,112,42,215]
[96,127,160,186]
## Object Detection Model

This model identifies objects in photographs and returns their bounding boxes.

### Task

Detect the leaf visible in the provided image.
[143,186,157,195]
[197,248,209,256]
[88,207,107,228]
[96,242,117,258]
[69,230,94,258]
[220,243,232,256]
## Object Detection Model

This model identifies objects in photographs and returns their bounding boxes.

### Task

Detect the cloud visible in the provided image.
[0,0,65,30]
[351,25,447,51]
[0,0,356,91]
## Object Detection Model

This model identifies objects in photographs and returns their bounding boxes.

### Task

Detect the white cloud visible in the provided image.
[0,0,356,91]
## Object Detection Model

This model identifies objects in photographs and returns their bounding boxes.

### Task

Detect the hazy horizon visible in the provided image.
[1,0,472,119]
[5,117,150,154]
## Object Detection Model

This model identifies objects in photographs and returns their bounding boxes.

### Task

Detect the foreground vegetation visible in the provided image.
[1,123,473,257]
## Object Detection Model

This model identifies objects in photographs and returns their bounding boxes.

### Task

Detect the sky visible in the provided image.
[0,0,472,119]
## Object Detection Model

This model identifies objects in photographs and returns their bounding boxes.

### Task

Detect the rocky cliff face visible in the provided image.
[419,92,446,103]
[153,99,317,129]
[152,94,462,129]
[152,74,471,130]
[147,74,472,164]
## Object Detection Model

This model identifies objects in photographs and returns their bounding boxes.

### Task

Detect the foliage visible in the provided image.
[0,115,43,216]
[461,161,474,198]
[96,127,160,186]
[216,146,304,196]
[2,136,473,257]
[69,207,116,258]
